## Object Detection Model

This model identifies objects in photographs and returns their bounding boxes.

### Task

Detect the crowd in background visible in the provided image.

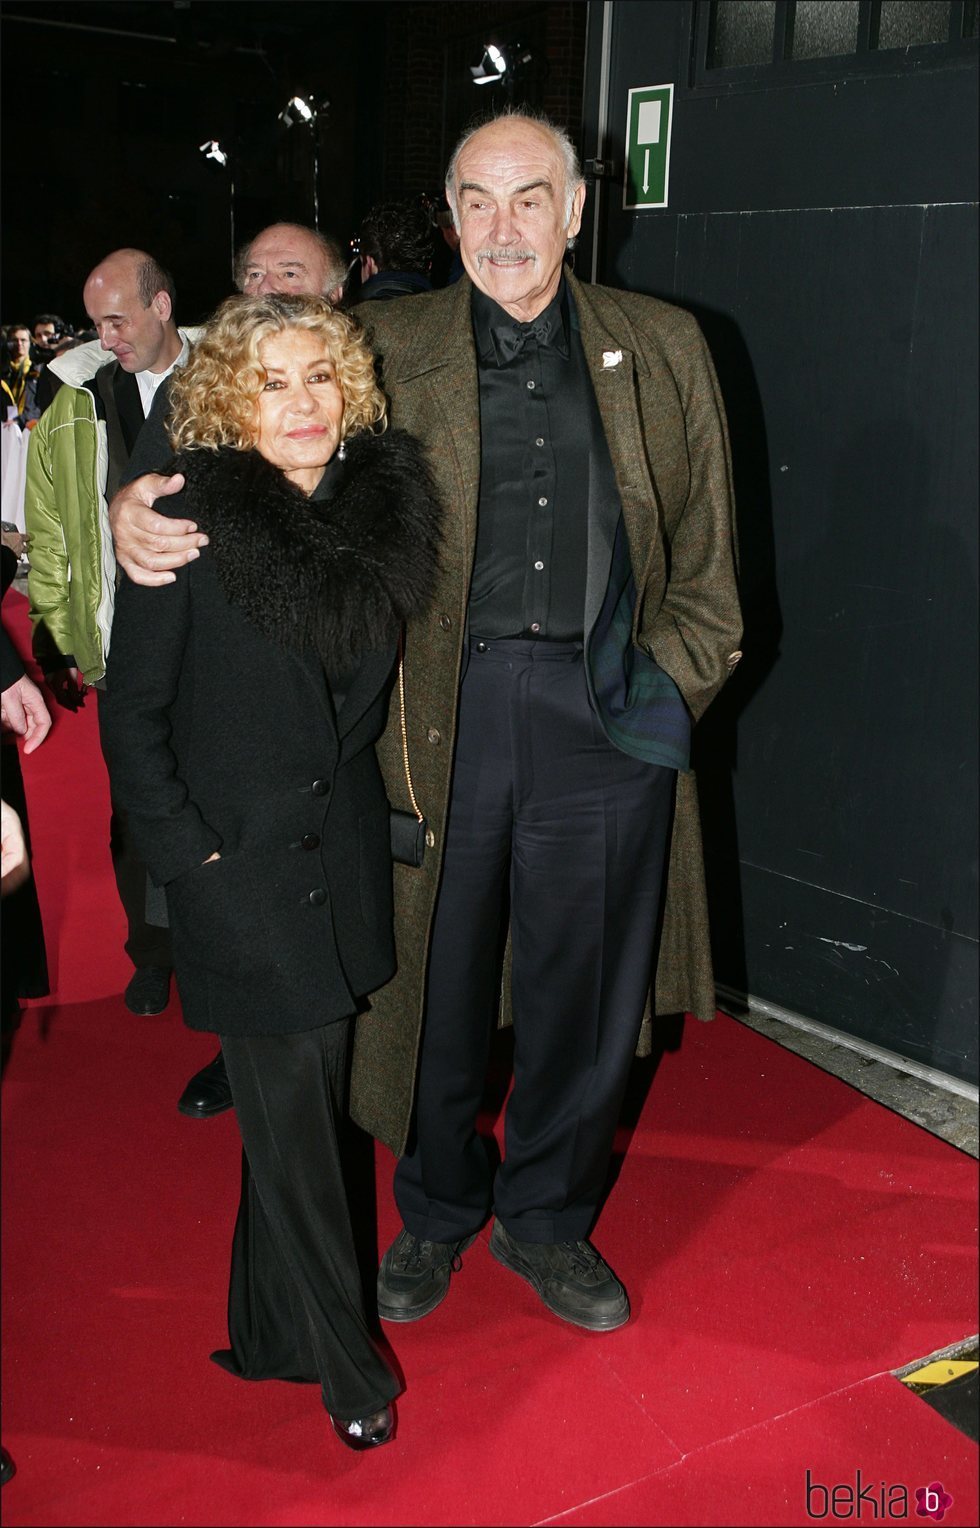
[0,191,460,553]
[1,190,461,416]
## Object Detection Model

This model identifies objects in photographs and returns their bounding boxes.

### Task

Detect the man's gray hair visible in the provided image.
[445,108,584,235]
[233,225,347,295]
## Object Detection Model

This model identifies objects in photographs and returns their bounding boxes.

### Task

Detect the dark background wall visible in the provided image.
[581,0,978,1081]
[0,0,585,324]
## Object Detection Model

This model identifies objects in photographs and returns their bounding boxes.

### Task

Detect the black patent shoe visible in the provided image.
[330,1404,395,1451]
[177,1049,234,1118]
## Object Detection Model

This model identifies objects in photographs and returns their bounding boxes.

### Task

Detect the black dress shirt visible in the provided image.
[469,280,601,641]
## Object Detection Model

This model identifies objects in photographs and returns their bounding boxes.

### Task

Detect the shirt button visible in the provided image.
[535,437,545,447]
[311,778,329,796]
[534,560,544,571]
[475,640,488,653]
[427,727,441,745]
[308,887,327,907]
[526,380,535,390]
[530,623,541,633]
[439,614,452,631]
[538,496,548,507]
[301,833,320,851]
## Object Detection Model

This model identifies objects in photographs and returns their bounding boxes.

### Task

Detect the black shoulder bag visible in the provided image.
[389,634,427,868]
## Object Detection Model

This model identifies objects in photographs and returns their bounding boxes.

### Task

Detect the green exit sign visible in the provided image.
[624,84,674,210]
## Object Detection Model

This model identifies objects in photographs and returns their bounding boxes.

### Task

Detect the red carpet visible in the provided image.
[2,586,977,1527]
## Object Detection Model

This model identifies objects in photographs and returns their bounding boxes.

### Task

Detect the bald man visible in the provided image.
[25,248,188,1019]
[234,221,348,300]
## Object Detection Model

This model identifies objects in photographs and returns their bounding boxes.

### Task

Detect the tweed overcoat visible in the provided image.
[351,272,742,1153]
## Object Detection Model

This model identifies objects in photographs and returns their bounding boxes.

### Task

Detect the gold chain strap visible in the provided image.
[397,632,424,824]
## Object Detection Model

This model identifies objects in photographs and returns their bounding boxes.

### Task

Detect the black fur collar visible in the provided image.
[173,429,442,662]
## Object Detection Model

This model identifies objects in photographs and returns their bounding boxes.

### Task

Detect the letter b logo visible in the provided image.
[806,1471,829,1519]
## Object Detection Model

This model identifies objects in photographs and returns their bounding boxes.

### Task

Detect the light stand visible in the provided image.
[278,94,327,231]
[199,140,235,281]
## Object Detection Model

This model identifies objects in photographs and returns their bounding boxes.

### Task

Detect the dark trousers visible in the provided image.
[1,736,49,1026]
[217,1021,398,1421]
[96,692,171,971]
[394,638,675,1246]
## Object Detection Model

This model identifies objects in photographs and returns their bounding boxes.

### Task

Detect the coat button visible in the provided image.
[308,887,327,906]
[425,828,435,848]
[427,727,441,745]
[439,614,452,631]
[302,833,320,851]
[311,778,329,796]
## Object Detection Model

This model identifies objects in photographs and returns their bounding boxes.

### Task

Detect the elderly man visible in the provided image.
[25,250,187,1019]
[235,222,348,301]
[109,111,741,1333]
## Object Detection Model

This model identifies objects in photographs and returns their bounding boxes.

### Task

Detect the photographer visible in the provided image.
[29,314,72,367]
[2,327,41,427]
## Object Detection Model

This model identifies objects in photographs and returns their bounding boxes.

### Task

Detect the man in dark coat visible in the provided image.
[25,250,185,1023]
[107,111,742,1336]
[353,198,433,304]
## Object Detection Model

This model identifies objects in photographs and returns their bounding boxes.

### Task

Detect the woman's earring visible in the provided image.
[337,438,347,461]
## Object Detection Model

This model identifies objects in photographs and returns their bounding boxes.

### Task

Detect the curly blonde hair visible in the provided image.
[168,293,386,453]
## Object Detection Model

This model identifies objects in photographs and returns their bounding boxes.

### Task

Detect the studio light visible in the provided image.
[198,139,228,167]
[277,92,329,230]
[470,43,508,85]
[469,42,533,91]
[279,94,316,127]
[197,141,235,280]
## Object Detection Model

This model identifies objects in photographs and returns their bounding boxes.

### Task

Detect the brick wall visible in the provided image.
[381,1,587,199]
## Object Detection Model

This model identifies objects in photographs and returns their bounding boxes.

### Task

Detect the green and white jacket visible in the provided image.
[25,333,195,682]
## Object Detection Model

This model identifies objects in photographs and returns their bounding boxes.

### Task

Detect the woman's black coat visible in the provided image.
[101,430,441,1037]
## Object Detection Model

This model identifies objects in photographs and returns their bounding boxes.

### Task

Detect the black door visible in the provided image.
[581,0,978,1082]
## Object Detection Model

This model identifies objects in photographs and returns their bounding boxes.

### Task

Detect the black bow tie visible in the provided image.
[490,317,558,367]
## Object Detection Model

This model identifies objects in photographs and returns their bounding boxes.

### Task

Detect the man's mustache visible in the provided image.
[476,249,536,266]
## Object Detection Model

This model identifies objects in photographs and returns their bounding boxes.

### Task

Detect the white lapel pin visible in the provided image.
[601,349,623,369]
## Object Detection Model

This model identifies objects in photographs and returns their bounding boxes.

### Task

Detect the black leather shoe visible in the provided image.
[177,1050,234,1118]
[330,1404,395,1451]
[0,1446,15,1485]
[377,1228,477,1322]
[489,1221,630,1332]
[124,966,171,1015]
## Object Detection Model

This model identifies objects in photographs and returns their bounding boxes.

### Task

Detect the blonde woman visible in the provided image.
[102,293,441,1450]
